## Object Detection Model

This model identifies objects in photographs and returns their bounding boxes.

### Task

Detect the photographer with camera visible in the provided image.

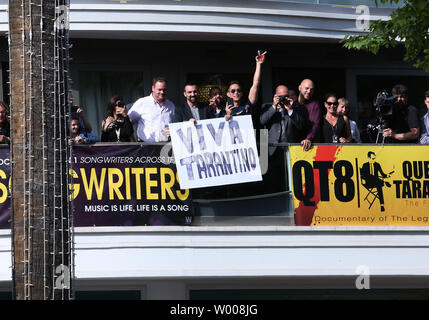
[382,84,420,143]
[260,85,308,193]
[101,95,135,142]
[260,85,308,156]
[69,117,99,145]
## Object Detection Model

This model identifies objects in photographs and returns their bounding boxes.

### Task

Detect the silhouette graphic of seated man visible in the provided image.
[361,151,392,212]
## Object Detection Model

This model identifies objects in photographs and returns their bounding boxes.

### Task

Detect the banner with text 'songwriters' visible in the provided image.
[71,144,193,227]
[289,145,429,226]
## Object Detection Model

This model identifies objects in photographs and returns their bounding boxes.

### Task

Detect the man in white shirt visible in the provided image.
[128,77,175,142]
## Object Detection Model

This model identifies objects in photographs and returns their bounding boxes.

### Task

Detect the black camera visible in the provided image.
[374,90,396,119]
[372,90,397,131]
[366,90,398,143]
[278,95,287,103]
[115,115,125,125]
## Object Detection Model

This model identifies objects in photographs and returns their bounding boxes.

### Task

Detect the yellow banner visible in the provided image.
[289,145,429,226]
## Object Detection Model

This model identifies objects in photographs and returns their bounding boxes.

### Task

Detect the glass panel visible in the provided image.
[191,145,294,226]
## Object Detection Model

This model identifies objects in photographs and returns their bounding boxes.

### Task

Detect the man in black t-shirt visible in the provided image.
[382,84,420,143]
[219,51,266,120]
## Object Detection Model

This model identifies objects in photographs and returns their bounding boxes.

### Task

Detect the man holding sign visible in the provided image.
[173,83,214,124]
[169,116,262,189]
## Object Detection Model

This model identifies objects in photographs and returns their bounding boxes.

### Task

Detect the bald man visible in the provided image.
[260,84,308,156]
[298,79,321,151]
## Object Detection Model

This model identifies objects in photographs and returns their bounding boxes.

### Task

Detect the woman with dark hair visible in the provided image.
[0,101,10,144]
[101,96,135,142]
[320,93,352,143]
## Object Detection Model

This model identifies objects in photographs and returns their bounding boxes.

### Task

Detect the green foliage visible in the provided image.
[342,0,429,71]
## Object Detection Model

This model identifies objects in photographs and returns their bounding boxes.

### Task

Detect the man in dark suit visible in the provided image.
[259,85,308,193]
[173,83,214,123]
[361,151,391,212]
[260,85,308,156]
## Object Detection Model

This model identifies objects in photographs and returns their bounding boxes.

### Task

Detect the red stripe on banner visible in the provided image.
[294,145,341,226]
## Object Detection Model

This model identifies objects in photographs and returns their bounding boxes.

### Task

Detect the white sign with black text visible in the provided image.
[169,115,262,189]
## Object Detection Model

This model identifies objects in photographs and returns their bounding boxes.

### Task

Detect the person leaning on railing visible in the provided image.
[69,116,99,145]
[420,90,429,145]
[297,79,321,151]
[101,95,135,142]
[320,93,352,144]
[0,101,10,144]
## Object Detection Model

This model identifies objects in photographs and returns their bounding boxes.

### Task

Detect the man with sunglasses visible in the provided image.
[419,90,429,144]
[219,51,267,119]
[382,84,420,143]
[297,79,321,151]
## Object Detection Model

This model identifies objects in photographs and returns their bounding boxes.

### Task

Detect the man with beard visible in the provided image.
[382,84,420,143]
[173,83,214,123]
[297,79,321,151]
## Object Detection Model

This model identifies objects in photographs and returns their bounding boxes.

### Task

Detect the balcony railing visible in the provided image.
[1,142,428,229]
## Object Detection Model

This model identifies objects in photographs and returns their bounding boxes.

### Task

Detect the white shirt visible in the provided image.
[128,94,175,142]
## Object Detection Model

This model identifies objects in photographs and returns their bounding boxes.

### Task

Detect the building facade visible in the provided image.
[0,0,429,300]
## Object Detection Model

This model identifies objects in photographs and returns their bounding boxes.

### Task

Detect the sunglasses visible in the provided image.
[326,101,338,106]
[229,89,242,94]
